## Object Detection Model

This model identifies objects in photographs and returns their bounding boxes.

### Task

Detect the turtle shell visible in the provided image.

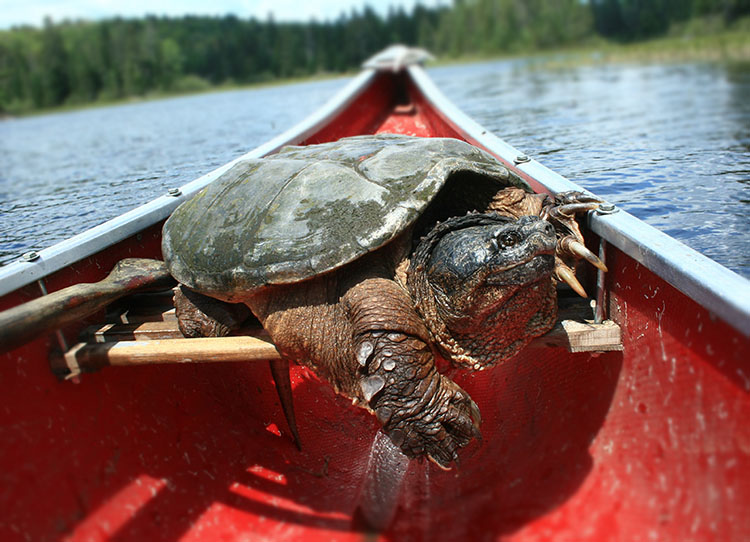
[162,134,531,301]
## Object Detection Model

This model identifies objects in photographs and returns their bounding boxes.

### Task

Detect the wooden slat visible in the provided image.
[83,320,182,342]
[83,317,621,351]
[53,335,280,376]
[114,307,177,324]
[56,319,621,377]
[533,319,623,352]
[81,321,274,342]
[106,290,177,323]
[51,291,621,378]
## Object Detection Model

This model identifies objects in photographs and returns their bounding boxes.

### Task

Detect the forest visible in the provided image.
[0,0,748,114]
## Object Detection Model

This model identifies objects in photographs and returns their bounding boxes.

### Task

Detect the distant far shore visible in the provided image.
[438,17,750,68]
[0,71,354,120]
[3,15,749,120]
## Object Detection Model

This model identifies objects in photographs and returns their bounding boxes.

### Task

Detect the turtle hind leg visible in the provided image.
[173,285,253,337]
[173,285,302,450]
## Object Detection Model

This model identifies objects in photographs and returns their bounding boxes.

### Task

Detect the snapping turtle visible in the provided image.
[162,134,605,467]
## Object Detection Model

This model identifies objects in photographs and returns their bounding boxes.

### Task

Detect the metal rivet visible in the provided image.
[22,251,40,262]
[514,154,530,164]
[168,188,182,197]
[596,202,618,215]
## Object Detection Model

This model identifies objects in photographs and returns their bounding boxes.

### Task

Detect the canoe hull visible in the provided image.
[1,65,748,541]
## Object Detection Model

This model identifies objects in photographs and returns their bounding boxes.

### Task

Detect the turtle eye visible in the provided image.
[495,231,522,249]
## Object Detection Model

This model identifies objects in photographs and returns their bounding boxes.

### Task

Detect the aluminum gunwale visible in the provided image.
[407,64,750,337]
[0,70,378,299]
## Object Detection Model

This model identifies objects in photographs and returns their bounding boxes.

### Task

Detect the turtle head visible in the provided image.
[408,214,558,370]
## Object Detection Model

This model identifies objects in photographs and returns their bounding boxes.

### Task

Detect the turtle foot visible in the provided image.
[355,330,481,469]
[541,191,607,297]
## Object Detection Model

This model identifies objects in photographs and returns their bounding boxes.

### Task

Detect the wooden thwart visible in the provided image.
[533,319,623,353]
[52,295,622,378]
[65,335,280,367]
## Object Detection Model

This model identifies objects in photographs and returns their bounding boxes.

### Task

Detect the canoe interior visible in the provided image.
[1,70,748,542]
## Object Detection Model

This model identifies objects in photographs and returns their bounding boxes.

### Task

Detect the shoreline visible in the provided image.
[0,71,356,120]
[4,19,749,119]
[434,19,750,69]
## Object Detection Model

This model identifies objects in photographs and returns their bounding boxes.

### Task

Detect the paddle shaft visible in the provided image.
[0,258,174,354]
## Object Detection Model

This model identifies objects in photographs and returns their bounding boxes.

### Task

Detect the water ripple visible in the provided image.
[430,59,750,278]
[0,78,349,266]
[1,63,749,279]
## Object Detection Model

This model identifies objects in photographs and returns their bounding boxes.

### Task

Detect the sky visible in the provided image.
[0,0,449,28]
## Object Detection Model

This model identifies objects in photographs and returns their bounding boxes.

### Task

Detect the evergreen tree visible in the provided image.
[0,1,744,114]
[39,17,70,106]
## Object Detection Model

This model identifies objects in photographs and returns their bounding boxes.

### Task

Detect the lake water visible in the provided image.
[1,59,749,279]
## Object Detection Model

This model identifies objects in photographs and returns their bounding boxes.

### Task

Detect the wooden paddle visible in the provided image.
[0,258,175,354]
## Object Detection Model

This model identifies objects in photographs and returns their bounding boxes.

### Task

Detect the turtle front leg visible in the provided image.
[343,279,481,468]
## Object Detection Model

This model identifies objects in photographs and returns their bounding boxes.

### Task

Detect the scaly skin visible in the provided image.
[174,187,604,467]
[345,278,481,467]
[245,256,481,469]
[357,328,481,467]
[174,285,251,338]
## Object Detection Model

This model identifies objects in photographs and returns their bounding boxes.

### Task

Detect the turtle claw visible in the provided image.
[550,202,601,219]
[554,191,603,206]
[555,260,588,298]
[468,397,483,430]
[540,191,607,297]
[543,191,601,219]
[561,238,608,272]
[444,396,483,448]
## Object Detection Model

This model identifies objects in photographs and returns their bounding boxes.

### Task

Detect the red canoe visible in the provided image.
[1,47,749,541]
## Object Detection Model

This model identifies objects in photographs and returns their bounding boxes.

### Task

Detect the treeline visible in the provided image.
[590,0,749,38]
[0,8,437,112]
[0,0,747,113]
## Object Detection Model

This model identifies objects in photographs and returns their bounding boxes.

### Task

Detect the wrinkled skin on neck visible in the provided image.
[408,214,558,370]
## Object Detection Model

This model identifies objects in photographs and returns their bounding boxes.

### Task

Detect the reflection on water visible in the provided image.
[430,59,750,278]
[1,60,749,278]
